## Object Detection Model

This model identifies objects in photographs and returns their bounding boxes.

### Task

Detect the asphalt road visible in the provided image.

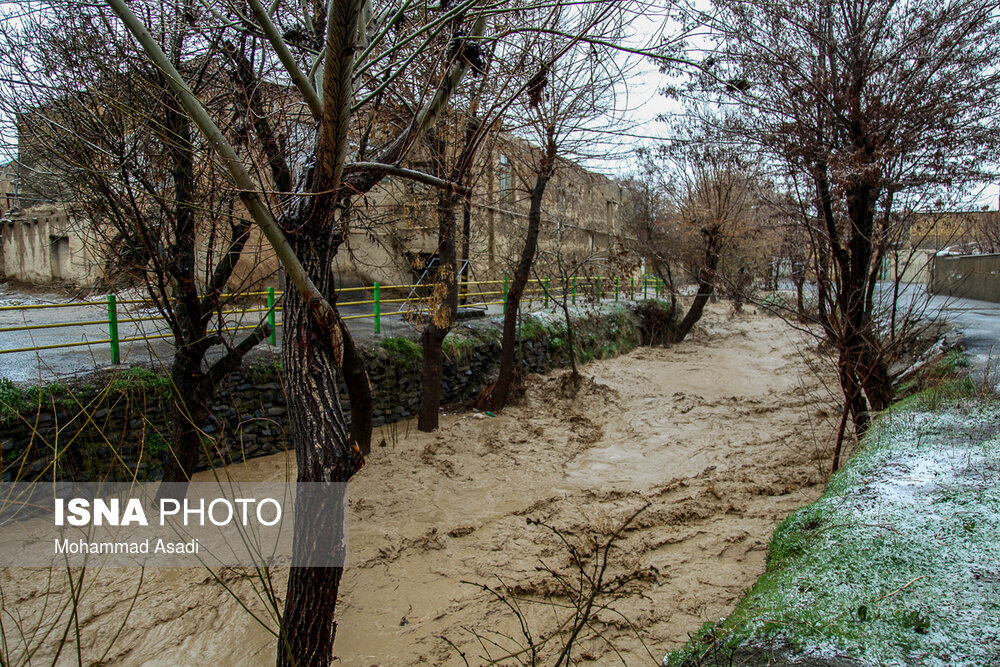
[876,281,1000,390]
[0,284,502,385]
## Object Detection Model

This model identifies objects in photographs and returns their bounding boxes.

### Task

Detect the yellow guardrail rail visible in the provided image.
[0,274,666,359]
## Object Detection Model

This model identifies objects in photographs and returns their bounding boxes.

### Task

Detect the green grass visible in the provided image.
[379,337,422,364]
[520,314,564,341]
[666,390,1000,666]
[442,329,490,362]
[890,377,979,413]
[108,367,171,393]
[1,378,105,423]
[246,360,282,383]
[0,378,30,423]
[145,430,170,456]
[1,366,175,425]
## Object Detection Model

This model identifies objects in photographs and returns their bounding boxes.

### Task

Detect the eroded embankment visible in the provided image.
[0,306,841,666]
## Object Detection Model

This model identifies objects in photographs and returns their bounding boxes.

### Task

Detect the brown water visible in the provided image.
[0,306,841,666]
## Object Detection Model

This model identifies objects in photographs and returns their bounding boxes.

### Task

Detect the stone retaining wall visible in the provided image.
[1,304,652,481]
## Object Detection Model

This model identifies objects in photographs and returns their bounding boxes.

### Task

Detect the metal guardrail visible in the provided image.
[0,275,668,359]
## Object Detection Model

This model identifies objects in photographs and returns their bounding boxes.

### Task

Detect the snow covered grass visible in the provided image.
[666,379,1000,666]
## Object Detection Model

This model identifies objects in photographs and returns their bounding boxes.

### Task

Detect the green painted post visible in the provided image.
[107,294,120,365]
[630,276,634,300]
[596,275,602,303]
[572,276,577,304]
[267,287,277,345]
[615,276,620,301]
[545,277,550,307]
[503,277,509,314]
[643,274,648,299]
[373,282,381,334]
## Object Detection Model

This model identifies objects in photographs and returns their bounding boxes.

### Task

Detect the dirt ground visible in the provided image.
[0,305,842,666]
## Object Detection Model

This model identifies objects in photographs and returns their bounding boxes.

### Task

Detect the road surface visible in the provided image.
[877,281,1000,389]
[0,283,503,384]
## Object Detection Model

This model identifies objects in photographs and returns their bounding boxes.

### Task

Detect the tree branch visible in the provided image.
[106,0,343,366]
[204,321,272,388]
[314,0,364,197]
[246,0,324,122]
[338,13,487,202]
[344,162,469,193]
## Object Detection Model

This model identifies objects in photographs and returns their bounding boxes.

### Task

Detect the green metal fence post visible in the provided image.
[373,282,381,334]
[615,276,619,301]
[107,294,120,365]
[643,274,648,299]
[572,276,577,304]
[545,277,550,307]
[630,276,634,299]
[267,287,277,345]
[596,275,602,303]
[503,277,509,314]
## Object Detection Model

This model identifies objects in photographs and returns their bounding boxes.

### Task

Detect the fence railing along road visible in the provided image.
[0,275,667,379]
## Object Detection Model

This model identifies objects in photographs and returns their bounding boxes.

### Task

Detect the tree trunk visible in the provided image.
[492,141,556,411]
[460,193,471,305]
[841,184,882,431]
[860,341,894,413]
[160,357,210,485]
[276,229,362,667]
[670,225,721,343]
[794,273,805,319]
[418,324,448,431]
[560,300,581,384]
[417,187,459,432]
[158,92,211,488]
[339,319,374,456]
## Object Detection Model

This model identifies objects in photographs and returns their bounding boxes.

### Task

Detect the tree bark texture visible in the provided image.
[492,141,556,411]
[417,188,459,432]
[671,224,721,343]
[276,224,363,667]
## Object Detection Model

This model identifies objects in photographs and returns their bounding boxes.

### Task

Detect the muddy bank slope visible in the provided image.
[1,306,840,665]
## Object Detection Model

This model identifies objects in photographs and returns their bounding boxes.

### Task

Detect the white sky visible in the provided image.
[1,3,996,209]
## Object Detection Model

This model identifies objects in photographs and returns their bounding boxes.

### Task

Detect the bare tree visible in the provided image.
[679,0,1000,444]
[490,2,625,411]
[0,3,275,488]
[89,0,646,662]
[630,127,764,344]
[92,0,490,662]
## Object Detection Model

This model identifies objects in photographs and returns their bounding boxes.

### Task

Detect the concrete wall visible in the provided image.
[930,253,1000,303]
[881,248,935,285]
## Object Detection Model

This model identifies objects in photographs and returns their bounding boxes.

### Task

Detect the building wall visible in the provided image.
[909,210,1000,251]
[330,138,631,288]
[0,162,16,219]
[1,206,102,286]
[5,116,628,291]
[880,248,935,285]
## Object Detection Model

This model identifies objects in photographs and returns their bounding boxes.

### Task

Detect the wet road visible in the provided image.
[877,282,1000,389]
[0,285,500,384]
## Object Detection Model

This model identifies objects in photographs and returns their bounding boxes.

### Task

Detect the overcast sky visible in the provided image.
[1,3,996,209]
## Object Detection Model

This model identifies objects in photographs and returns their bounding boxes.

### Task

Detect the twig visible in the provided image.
[874,576,927,605]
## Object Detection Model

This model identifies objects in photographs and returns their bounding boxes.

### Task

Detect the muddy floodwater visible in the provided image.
[1,306,841,665]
